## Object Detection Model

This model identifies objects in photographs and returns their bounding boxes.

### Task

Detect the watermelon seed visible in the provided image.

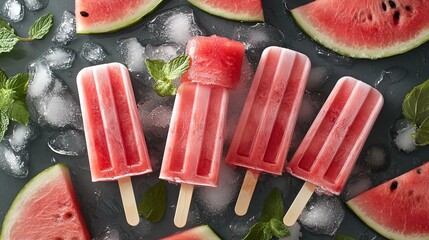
[390,180,398,191]
[63,212,74,220]
[381,2,387,11]
[405,6,412,12]
[393,11,400,25]
[417,168,422,174]
[80,11,89,17]
[388,0,396,9]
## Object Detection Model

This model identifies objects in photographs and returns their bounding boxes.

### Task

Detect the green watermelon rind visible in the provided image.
[187,0,264,22]
[0,164,87,240]
[347,201,429,240]
[76,0,164,34]
[291,9,429,59]
[161,225,222,239]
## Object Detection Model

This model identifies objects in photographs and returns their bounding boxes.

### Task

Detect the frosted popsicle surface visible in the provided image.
[77,63,152,182]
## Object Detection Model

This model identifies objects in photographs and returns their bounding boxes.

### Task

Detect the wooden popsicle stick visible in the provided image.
[118,176,140,226]
[174,183,194,228]
[283,181,316,226]
[234,170,260,216]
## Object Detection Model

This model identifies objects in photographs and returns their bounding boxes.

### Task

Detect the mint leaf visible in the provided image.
[164,55,190,80]
[146,59,166,81]
[153,80,177,97]
[0,27,19,53]
[269,218,289,238]
[415,117,429,145]
[5,73,29,98]
[0,68,7,86]
[244,222,272,240]
[28,13,54,40]
[0,19,13,32]
[402,79,429,145]
[0,111,9,140]
[260,187,284,222]
[335,233,355,240]
[145,55,190,97]
[138,181,167,222]
[7,100,29,125]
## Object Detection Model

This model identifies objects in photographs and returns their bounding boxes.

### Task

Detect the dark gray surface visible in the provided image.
[1,0,428,239]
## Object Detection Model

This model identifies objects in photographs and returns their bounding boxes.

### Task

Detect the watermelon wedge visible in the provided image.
[347,162,429,240]
[0,164,90,240]
[188,0,264,22]
[291,0,429,59]
[75,0,163,34]
[160,225,221,240]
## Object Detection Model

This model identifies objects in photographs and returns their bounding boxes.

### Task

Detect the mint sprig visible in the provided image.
[244,188,290,240]
[0,69,30,140]
[145,55,190,97]
[402,79,429,145]
[137,181,167,222]
[335,233,356,240]
[0,13,53,54]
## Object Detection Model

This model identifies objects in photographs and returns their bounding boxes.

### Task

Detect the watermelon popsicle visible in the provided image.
[225,46,311,216]
[283,77,384,226]
[159,35,245,228]
[77,63,152,226]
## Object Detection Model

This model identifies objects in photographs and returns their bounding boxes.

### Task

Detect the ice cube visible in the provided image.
[234,23,284,65]
[93,225,129,240]
[315,46,354,67]
[391,118,417,153]
[80,42,108,64]
[229,216,258,238]
[147,105,172,128]
[342,175,372,201]
[47,130,86,156]
[118,37,146,73]
[363,145,390,171]
[144,6,205,46]
[40,47,76,70]
[130,219,153,238]
[42,95,82,129]
[144,43,182,62]
[298,193,345,235]
[93,189,123,216]
[27,59,55,98]
[306,66,332,90]
[279,222,302,240]
[52,11,76,46]
[24,0,48,11]
[0,141,29,178]
[1,0,24,22]
[7,122,39,152]
[195,161,240,214]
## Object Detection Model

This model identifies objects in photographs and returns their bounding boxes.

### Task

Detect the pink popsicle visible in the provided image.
[159,36,245,228]
[283,76,384,226]
[77,62,152,226]
[225,47,311,215]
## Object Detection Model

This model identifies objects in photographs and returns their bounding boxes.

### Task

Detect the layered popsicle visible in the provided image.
[283,76,384,226]
[225,47,311,215]
[159,35,245,227]
[77,62,152,226]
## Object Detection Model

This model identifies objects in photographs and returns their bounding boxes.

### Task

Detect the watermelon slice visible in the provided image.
[347,162,429,240]
[0,164,90,240]
[160,225,221,240]
[291,0,429,59]
[75,0,163,34]
[188,0,264,22]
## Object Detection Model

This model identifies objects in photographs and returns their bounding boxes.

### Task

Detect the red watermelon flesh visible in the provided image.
[291,0,429,58]
[0,164,90,240]
[75,0,163,34]
[347,162,429,240]
[181,35,245,89]
[187,0,264,22]
[160,225,221,240]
